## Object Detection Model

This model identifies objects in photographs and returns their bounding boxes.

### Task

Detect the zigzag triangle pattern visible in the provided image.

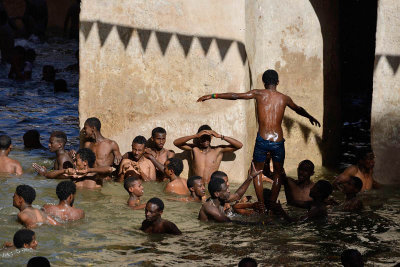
[155,31,173,55]
[116,26,134,49]
[386,55,400,74]
[97,22,114,47]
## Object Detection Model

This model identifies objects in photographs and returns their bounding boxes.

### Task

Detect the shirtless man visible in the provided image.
[49,131,73,170]
[140,197,182,235]
[337,176,363,212]
[198,163,261,222]
[42,181,85,221]
[83,117,122,168]
[124,173,146,209]
[119,135,156,181]
[164,158,189,196]
[197,69,320,211]
[174,125,243,184]
[0,135,23,175]
[13,184,58,228]
[333,149,379,192]
[145,127,175,181]
[282,160,315,208]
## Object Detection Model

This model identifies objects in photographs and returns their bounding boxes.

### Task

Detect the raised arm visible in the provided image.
[197,90,256,102]
[144,149,164,171]
[208,130,243,153]
[32,163,67,179]
[228,163,262,202]
[173,132,202,151]
[286,96,321,127]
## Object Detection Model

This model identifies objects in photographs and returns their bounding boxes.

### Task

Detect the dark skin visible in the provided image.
[145,132,175,181]
[48,136,73,170]
[140,203,182,235]
[120,143,156,181]
[168,178,206,202]
[42,193,85,221]
[0,146,23,175]
[126,180,146,210]
[197,82,320,211]
[337,181,363,212]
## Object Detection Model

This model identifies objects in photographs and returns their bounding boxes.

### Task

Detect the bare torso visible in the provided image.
[285,178,314,203]
[42,204,84,221]
[73,173,102,189]
[353,167,373,191]
[54,151,73,170]
[192,147,223,184]
[85,139,115,167]
[18,207,57,228]
[120,156,156,181]
[165,177,189,196]
[0,156,22,175]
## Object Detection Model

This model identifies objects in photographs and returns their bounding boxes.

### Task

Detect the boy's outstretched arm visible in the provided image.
[286,96,321,127]
[197,90,256,102]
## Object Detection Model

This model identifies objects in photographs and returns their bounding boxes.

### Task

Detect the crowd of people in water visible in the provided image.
[0,67,379,266]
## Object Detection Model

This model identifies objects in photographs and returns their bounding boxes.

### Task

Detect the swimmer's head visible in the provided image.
[42,65,55,82]
[211,171,229,187]
[356,148,374,170]
[197,125,212,148]
[341,249,364,267]
[262,69,279,87]
[151,127,167,150]
[131,135,147,161]
[309,180,332,201]
[49,131,67,152]
[164,158,183,178]
[84,117,101,138]
[76,148,96,169]
[343,176,363,194]
[238,257,258,267]
[27,256,50,267]
[0,135,12,151]
[124,176,144,197]
[23,130,42,149]
[14,185,36,208]
[208,177,230,201]
[145,197,164,221]
[54,79,68,92]
[187,176,205,197]
[297,160,314,182]
[56,181,76,206]
[13,229,37,249]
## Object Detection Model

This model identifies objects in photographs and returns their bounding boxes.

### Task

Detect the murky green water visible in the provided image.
[0,39,399,266]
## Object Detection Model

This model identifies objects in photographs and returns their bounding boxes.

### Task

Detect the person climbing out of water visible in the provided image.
[197,69,321,213]
[124,172,146,209]
[13,184,58,228]
[0,135,23,175]
[2,229,37,250]
[333,148,380,192]
[23,130,45,149]
[337,176,364,212]
[198,163,262,222]
[174,124,243,184]
[140,197,182,235]
[42,180,85,221]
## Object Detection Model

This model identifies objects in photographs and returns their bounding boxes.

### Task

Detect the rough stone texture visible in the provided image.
[371,0,400,184]
[79,0,341,181]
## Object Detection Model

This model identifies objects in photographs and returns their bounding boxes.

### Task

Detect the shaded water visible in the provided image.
[0,39,399,266]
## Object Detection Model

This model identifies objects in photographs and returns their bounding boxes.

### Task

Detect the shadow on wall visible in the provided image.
[283,117,323,153]
[80,20,248,64]
[374,55,400,74]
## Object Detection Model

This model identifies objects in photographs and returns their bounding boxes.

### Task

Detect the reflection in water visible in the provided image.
[0,38,399,266]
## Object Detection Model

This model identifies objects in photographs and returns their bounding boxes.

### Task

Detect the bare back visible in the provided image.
[165,177,189,196]
[43,204,84,221]
[0,156,23,175]
[18,207,57,228]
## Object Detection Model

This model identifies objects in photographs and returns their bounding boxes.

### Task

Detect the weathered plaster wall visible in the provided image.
[371,0,400,184]
[79,0,255,182]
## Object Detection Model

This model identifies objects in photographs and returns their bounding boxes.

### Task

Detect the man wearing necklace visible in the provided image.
[173,125,243,184]
[42,181,85,221]
[198,163,261,222]
[13,185,58,228]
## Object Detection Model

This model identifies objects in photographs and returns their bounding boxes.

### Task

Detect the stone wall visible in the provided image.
[371,0,400,184]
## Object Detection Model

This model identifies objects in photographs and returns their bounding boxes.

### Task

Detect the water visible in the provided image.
[0,39,399,266]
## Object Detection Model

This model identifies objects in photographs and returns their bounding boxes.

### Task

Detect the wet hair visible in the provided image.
[23,130,42,148]
[238,257,258,267]
[124,175,141,192]
[0,135,11,150]
[16,184,36,204]
[13,229,35,249]
[85,117,101,131]
[167,158,183,176]
[133,135,147,145]
[56,181,76,201]
[262,188,272,206]
[187,176,202,188]
[350,176,363,192]
[124,170,141,180]
[298,160,314,172]
[312,180,332,200]
[262,69,279,86]
[76,148,96,168]
[27,256,51,267]
[148,197,164,211]
[152,127,166,137]
[208,177,225,198]
[26,48,36,63]
[54,79,68,92]
[197,124,212,133]
[211,171,228,181]
[42,65,55,82]
[341,249,364,267]
[50,131,67,145]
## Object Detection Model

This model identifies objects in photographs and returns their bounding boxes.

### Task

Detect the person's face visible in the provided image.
[83,123,95,139]
[152,133,166,150]
[216,182,230,201]
[297,165,313,183]
[145,203,162,222]
[360,152,375,169]
[48,137,62,152]
[25,235,38,249]
[130,181,144,197]
[199,134,211,148]
[132,143,145,161]
[191,179,206,197]
[75,154,87,170]
[13,192,22,208]
[221,176,230,188]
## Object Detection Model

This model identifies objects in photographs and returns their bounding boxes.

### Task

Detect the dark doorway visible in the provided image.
[338,0,378,167]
